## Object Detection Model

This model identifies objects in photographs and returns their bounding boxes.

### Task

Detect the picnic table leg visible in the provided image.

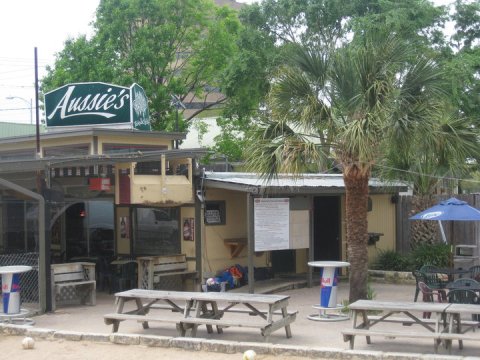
[179,300,195,336]
[111,297,125,333]
[190,300,203,337]
[455,315,463,350]
[134,298,149,329]
[360,310,371,344]
[200,301,214,334]
[210,301,223,334]
[281,306,292,338]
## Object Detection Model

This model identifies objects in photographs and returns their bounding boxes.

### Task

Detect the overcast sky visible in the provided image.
[0,0,454,124]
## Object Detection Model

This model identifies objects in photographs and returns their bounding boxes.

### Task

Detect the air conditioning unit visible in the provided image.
[454,245,478,270]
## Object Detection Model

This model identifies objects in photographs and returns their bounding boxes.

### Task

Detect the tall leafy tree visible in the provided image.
[41,0,242,131]
[245,30,457,302]
[217,0,447,161]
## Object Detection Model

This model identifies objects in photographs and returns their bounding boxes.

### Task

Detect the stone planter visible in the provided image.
[368,269,415,284]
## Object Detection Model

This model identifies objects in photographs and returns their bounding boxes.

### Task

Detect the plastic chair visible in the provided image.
[469,265,480,282]
[451,278,480,288]
[412,270,426,302]
[419,265,448,288]
[447,289,479,304]
[418,281,446,318]
[413,269,446,302]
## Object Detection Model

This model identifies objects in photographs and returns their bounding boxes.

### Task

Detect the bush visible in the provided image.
[410,243,451,269]
[372,250,412,271]
[372,243,452,272]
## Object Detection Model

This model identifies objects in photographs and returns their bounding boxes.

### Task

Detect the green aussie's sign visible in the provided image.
[45,82,151,130]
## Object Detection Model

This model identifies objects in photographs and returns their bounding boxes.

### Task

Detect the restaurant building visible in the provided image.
[0,82,407,313]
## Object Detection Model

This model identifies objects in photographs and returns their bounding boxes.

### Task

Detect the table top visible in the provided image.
[349,299,450,313]
[115,288,290,304]
[308,261,350,268]
[445,303,480,314]
[0,265,32,274]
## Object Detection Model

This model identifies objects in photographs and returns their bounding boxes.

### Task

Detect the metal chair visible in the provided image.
[418,281,446,318]
[469,265,480,282]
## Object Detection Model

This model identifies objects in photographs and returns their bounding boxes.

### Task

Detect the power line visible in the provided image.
[0,84,35,88]
[375,164,480,184]
[0,107,37,112]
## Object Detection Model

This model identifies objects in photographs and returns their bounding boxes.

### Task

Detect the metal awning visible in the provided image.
[0,148,209,174]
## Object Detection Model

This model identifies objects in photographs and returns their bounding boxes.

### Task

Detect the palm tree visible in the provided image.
[380,113,479,248]
[245,30,469,302]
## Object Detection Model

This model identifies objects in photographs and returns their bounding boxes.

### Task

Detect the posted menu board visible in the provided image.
[254,198,290,251]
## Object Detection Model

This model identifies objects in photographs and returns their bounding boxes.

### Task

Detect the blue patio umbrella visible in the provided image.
[410,197,480,243]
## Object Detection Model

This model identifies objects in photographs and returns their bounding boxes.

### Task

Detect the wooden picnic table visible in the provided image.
[104,289,297,341]
[342,300,480,353]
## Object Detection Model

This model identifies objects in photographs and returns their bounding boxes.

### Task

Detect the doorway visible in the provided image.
[313,196,341,261]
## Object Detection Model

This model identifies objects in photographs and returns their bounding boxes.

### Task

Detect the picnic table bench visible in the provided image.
[342,300,480,354]
[104,289,297,341]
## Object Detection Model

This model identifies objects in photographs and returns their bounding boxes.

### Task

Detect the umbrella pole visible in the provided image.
[438,220,454,268]
[438,220,447,243]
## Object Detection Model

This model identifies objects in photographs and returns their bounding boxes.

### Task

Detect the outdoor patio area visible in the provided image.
[8,279,480,358]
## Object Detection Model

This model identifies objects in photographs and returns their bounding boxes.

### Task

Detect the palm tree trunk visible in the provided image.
[344,167,369,303]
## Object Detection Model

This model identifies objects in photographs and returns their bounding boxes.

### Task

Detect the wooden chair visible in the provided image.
[418,281,446,319]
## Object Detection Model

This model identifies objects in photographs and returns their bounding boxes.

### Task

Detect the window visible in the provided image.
[204,201,226,225]
[133,207,180,256]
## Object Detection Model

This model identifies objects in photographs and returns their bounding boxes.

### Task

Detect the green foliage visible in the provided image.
[41,0,243,130]
[410,243,451,269]
[372,250,413,272]
[373,244,452,272]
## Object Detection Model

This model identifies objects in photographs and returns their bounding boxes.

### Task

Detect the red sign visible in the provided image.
[89,177,111,191]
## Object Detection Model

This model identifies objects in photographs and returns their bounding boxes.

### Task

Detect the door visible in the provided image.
[272,249,296,274]
[314,196,341,261]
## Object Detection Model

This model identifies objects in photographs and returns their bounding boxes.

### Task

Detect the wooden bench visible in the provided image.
[51,262,96,311]
[137,254,197,290]
[367,315,479,328]
[342,328,445,352]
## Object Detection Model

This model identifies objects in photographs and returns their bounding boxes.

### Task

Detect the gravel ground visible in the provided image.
[0,335,313,360]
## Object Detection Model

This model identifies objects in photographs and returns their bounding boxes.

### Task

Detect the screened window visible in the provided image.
[204,201,226,225]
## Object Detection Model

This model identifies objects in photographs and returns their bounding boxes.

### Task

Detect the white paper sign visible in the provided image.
[254,198,290,251]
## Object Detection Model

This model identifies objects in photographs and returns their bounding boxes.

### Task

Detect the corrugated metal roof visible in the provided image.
[203,172,408,194]
[0,122,45,138]
[0,126,184,144]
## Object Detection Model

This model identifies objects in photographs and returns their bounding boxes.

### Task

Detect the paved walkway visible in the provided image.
[3,279,480,359]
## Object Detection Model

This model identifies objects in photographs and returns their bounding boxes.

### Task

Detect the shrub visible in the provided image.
[372,249,412,271]
[410,243,451,269]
